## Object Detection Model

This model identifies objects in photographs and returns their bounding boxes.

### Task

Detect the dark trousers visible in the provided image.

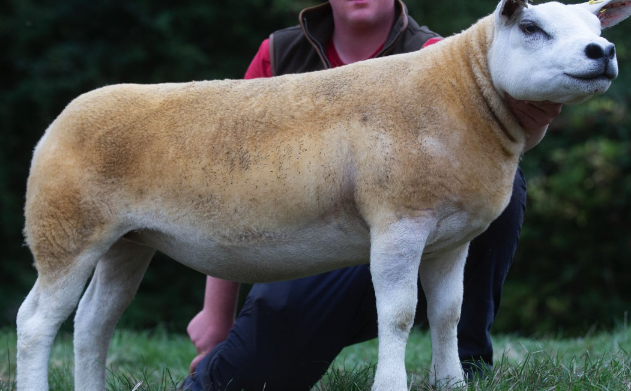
[184,168,526,391]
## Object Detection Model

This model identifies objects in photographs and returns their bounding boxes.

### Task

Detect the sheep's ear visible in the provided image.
[496,0,529,24]
[580,0,631,29]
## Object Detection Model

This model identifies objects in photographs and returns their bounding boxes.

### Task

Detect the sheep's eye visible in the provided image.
[520,22,539,34]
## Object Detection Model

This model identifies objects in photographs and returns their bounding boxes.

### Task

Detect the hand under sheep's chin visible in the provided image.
[504,93,563,152]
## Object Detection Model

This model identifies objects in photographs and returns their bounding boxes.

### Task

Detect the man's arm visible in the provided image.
[187,276,240,373]
[244,39,272,79]
[187,38,274,374]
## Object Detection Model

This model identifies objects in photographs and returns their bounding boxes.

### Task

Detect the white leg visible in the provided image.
[74,239,155,391]
[419,244,468,388]
[16,257,98,391]
[370,217,432,391]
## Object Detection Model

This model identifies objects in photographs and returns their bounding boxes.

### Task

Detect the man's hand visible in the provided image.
[505,93,563,151]
[187,277,240,374]
[187,308,235,374]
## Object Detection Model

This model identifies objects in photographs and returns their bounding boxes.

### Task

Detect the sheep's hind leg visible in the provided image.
[73,239,155,391]
[16,254,99,391]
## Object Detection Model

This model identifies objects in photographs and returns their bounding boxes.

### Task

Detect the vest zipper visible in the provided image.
[301,17,332,69]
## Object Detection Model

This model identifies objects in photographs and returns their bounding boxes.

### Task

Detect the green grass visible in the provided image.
[1,325,630,390]
[320,325,631,390]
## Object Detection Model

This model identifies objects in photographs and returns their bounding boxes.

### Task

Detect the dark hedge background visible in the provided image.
[1,0,629,336]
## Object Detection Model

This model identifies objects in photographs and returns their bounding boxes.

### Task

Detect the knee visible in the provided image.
[427,294,462,329]
[193,342,273,391]
[193,341,320,391]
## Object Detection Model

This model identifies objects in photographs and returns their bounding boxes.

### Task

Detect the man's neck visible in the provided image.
[331,11,395,64]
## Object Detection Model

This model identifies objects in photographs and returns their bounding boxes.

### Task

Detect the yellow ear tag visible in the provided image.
[589,0,605,4]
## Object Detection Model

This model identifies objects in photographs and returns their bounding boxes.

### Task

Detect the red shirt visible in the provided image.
[243,37,443,80]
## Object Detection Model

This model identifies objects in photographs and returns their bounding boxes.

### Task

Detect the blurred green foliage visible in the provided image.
[0,0,629,335]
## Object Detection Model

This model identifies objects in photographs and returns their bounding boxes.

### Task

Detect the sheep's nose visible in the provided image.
[585,43,616,60]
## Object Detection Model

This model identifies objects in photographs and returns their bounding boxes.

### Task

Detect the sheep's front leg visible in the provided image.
[370,217,432,391]
[419,244,468,388]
